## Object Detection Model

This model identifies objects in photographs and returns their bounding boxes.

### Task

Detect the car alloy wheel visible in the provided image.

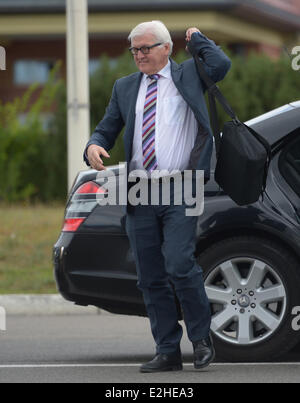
[198,236,300,361]
[205,257,287,345]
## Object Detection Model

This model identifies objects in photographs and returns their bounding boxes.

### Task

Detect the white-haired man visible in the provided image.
[84,21,231,373]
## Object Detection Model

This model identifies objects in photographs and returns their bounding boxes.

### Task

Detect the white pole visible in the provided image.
[66,0,90,190]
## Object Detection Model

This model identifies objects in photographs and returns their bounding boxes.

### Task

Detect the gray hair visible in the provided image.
[128,20,173,56]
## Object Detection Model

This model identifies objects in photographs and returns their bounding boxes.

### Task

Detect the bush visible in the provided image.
[89,52,137,164]
[1,48,299,202]
[217,48,300,125]
[0,64,66,203]
[87,48,300,166]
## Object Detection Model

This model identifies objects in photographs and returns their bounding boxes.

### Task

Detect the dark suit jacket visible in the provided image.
[84,32,231,182]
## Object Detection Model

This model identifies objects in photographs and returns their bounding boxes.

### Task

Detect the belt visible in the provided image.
[128,171,186,185]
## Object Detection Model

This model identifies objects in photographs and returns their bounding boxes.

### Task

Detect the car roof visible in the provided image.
[246,101,300,145]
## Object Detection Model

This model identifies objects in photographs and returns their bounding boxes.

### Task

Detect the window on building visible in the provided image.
[89,59,100,75]
[89,58,118,75]
[14,60,55,85]
[18,112,53,131]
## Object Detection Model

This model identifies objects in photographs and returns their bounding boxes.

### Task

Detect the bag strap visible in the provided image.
[187,42,238,118]
[187,42,273,200]
[207,92,221,157]
[187,42,272,158]
[194,56,238,120]
[187,42,240,157]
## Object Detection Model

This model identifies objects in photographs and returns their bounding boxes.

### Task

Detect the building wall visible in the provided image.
[0,3,299,104]
[260,0,300,15]
[0,35,194,103]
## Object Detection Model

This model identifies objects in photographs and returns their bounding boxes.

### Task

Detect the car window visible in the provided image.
[279,134,300,198]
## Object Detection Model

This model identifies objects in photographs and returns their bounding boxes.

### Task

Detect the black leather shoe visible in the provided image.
[193,334,215,369]
[140,352,183,373]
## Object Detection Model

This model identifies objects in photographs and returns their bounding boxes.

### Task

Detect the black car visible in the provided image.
[54,101,300,362]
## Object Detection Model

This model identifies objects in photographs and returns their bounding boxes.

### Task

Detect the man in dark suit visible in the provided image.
[84,21,231,373]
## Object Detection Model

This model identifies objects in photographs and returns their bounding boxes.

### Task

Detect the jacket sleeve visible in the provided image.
[190,32,231,88]
[83,80,125,166]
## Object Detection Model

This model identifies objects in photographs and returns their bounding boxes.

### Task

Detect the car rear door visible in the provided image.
[278,134,300,220]
[266,128,300,227]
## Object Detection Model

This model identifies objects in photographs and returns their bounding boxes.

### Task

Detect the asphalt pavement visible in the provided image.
[0,313,300,383]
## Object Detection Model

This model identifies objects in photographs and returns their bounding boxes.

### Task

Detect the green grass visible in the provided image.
[0,204,65,294]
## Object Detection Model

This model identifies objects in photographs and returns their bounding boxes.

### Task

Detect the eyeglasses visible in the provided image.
[129,43,162,56]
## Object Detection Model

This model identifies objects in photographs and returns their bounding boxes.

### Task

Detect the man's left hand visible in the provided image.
[185,28,202,42]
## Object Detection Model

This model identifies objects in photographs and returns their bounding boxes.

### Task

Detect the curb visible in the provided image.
[0,294,106,316]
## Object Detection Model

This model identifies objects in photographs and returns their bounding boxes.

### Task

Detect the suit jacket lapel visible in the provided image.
[170,58,183,91]
[170,58,196,111]
[170,58,200,119]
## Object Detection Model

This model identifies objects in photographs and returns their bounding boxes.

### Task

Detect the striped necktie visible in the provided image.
[142,74,160,172]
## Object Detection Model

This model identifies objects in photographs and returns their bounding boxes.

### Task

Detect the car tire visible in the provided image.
[198,236,300,362]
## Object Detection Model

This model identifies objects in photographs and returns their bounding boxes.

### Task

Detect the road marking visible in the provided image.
[0,362,299,369]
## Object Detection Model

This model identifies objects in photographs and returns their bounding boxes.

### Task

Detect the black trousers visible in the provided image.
[125,179,211,354]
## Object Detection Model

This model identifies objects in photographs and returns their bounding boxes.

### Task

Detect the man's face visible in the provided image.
[131,32,170,75]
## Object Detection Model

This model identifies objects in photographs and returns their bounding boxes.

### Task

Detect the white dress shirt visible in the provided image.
[129,60,198,174]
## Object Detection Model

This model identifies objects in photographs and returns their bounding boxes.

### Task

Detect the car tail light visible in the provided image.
[62,181,106,232]
[75,181,105,195]
[62,218,85,232]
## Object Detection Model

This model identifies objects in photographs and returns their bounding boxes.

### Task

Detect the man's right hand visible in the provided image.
[87,145,110,171]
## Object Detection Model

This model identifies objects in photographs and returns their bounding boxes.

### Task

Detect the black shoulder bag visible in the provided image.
[188,43,272,206]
